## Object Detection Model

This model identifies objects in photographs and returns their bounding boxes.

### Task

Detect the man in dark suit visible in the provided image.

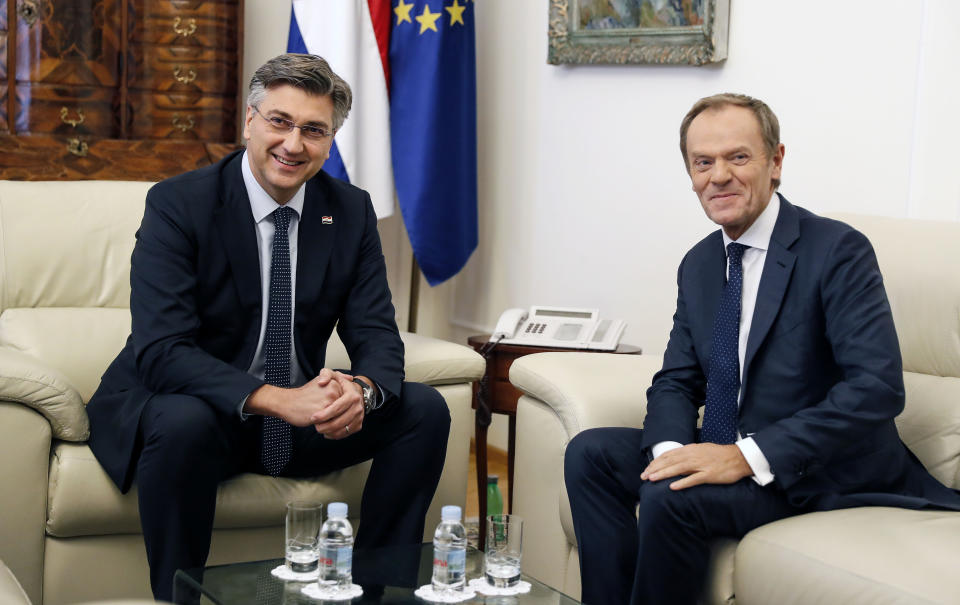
[564,93,960,604]
[86,54,450,601]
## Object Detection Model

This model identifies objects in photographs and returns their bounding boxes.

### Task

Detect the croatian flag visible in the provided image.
[288,0,478,286]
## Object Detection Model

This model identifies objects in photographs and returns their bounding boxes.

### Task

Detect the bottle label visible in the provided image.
[320,546,352,575]
[439,548,465,574]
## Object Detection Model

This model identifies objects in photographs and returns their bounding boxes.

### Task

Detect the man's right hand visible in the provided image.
[244,368,344,426]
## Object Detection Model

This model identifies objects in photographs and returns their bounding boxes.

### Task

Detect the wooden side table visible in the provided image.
[468,335,642,548]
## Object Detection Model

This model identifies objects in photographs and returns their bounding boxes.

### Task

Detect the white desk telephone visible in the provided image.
[490,306,626,351]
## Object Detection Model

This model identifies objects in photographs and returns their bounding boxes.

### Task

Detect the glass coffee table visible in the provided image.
[173,543,579,604]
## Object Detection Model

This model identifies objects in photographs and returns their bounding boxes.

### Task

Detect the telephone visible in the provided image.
[490,306,626,351]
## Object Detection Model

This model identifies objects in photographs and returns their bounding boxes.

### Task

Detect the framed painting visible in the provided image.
[548,0,730,65]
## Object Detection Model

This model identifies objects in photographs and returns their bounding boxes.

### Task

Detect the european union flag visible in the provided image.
[390,0,478,285]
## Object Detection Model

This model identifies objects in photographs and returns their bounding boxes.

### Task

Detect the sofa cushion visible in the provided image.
[734,507,960,605]
[47,443,370,538]
[899,372,960,490]
[0,180,149,311]
[0,308,131,404]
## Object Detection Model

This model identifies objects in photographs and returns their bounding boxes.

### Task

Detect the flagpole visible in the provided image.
[407,255,421,333]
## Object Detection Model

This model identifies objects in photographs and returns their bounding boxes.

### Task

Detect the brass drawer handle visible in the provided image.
[173,65,197,84]
[66,138,89,157]
[60,107,85,128]
[172,113,195,132]
[17,0,41,26]
[172,16,197,37]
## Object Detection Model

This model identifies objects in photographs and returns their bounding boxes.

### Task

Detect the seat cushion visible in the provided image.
[734,507,960,605]
[47,443,370,537]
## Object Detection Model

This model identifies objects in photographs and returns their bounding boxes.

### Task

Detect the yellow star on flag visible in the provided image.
[416,4,442,34]
[446,0,466,26]
[394,0,413,25]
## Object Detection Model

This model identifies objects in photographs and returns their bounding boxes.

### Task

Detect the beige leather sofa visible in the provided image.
[511,213,960,604]
[0,180,484,605]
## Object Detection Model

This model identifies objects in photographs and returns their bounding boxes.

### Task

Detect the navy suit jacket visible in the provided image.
[642,195,960,511]
[87,151,404,492]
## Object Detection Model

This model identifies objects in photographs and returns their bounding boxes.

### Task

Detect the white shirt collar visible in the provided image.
[241,150,306,223]
[722,192,780,252]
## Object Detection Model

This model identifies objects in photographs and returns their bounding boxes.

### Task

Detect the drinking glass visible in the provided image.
[485,514,523,587]
[285,501,323,573]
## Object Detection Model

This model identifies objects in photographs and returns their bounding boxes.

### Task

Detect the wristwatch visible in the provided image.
[352,377,377,414]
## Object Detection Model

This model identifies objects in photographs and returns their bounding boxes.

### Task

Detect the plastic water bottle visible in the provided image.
[318,502,354,591]
[432,505,467,593]
[487,475,503,516]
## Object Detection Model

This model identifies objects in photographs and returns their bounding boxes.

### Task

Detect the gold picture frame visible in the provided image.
[548,0,730,65]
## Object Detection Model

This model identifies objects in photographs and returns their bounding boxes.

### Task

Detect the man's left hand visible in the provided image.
[640,443,752,490]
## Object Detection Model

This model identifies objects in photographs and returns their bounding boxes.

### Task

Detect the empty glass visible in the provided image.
[485,514,523,588]
[285,501,323,573]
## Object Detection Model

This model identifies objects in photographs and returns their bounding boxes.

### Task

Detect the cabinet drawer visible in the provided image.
[127,44,238,95]
[128,91,236,141]
[0,133,223,180]
[129,0,238,49]
[15,0,122,86]
[13,83,120,137]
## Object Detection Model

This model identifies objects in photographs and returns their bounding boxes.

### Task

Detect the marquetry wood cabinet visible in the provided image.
[0,0,243,181]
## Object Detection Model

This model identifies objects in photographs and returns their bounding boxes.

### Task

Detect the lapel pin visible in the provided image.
[322,216,333,225]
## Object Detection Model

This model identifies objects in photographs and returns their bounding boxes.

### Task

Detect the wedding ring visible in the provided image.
[345,425,350,435]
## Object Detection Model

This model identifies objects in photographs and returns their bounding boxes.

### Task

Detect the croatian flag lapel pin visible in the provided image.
[321,216,333,225]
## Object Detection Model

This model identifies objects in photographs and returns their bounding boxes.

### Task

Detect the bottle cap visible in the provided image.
[328,502,348,518]
[487,475,499,484]
[440,505,462,521]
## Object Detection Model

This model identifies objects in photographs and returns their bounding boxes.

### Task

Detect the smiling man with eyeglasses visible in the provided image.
[85,53,450,601]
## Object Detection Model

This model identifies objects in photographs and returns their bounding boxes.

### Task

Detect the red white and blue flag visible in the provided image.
[288,0,478,286]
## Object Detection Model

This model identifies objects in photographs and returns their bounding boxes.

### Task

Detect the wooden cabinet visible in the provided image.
[0,0,243,181]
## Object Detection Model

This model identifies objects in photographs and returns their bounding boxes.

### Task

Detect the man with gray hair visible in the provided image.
[564,93,960,604]
[86,53,450,601]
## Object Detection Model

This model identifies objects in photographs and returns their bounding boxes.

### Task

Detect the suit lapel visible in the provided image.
[743,195,799,377]
[697,233,727,354]
[214,153,261,310]
[295,177,336,310]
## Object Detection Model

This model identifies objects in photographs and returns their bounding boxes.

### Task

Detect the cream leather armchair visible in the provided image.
[511,213,960,604]
[0,180,484,605]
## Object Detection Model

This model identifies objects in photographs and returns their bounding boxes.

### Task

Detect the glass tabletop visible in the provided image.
[173,543,579,604]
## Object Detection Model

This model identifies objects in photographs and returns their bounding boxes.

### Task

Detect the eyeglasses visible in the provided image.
[252,106,335,141]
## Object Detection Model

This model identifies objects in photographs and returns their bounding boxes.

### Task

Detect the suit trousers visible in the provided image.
[135,381,449,601]
[564,428,806,605]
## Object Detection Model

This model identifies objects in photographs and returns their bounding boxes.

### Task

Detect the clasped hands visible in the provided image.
[640,443,753,490]
[247,368,368,440]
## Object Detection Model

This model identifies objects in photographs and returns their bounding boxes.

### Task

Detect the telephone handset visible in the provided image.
[489,306,626,351]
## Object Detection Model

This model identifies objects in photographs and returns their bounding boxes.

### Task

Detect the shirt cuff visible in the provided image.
[736,437,775,486]
[651,440,684,459]
[238,394,251,420]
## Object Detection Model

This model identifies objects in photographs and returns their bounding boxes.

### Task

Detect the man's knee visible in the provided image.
[398,381,450,437]
[565,428,616,485]
[139,394,225,461]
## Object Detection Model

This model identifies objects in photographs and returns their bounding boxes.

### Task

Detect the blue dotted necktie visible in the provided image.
[261,206,294,476]
[701,242,749,445]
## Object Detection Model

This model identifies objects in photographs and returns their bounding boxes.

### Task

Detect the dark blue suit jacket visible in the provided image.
[87,151,404,492]
[642,195,960,511]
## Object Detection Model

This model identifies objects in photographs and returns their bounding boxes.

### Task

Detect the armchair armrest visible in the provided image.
[399,332,485,385]
[0,347,89,441]
[509,352,664,437]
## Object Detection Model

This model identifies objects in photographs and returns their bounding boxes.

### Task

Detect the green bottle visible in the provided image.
[486,475,503,516]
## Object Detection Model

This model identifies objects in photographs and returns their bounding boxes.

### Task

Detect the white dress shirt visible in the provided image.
[652,194,780,486]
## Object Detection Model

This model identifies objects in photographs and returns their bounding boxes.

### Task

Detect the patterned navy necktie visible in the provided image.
[261,206,294,476]
[701,242,749,445]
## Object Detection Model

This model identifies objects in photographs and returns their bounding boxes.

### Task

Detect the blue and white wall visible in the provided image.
[245,0,960,448]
